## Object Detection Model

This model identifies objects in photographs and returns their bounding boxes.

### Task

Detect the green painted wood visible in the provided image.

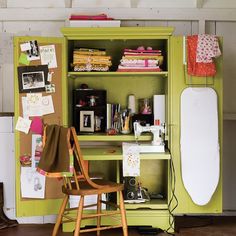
[169,36,223,214]
[62,209,173,233]
[61,27,174,40]
[81,146,171,160]
[14,36,66,217]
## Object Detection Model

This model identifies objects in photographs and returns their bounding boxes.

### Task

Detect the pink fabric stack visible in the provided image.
[117,47,163,72]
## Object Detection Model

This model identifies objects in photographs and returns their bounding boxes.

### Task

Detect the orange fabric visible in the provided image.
[187,35,216,77]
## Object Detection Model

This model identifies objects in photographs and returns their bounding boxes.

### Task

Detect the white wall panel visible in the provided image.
[137,0,196,8]
[7,0,66,8]
[2,64,14,112]
[203,0,236,9]
[3,21,65,36]
[72,0,131,8]
[223,121,236,210]
[206,21,216,35]
[0,0,7,8]
[167,21,192,35]
[215,22,236,113]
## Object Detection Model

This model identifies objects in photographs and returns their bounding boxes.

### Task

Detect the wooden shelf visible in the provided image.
[81,146,171,160]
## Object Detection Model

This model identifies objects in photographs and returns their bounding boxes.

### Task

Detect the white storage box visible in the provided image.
[67,20,121,28]
[69,194,106,209]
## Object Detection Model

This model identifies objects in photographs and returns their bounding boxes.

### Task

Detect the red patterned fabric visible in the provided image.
[187,35,217,77]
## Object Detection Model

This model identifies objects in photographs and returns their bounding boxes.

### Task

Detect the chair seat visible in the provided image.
[62,179,124,196]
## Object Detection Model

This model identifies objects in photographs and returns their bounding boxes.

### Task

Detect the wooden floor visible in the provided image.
[0,216,235,236]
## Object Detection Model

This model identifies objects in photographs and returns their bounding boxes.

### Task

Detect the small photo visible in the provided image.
[22,71,45,90]
[26,40,40,61]
[17,65,49,93]
[80,111,94,132]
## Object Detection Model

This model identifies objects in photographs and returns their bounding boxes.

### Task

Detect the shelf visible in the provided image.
[78,133,152,142]
[68,71,168,77]
[81,146,171,160]
[125,199,168,210]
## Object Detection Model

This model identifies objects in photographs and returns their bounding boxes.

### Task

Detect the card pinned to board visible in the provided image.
[30,117,43,135]
[19,53,30,65]
[15,116,32,134]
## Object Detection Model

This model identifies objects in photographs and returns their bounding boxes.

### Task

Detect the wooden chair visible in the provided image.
[52,127,128,236]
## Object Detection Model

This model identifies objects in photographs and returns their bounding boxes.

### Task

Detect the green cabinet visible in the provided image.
[14,27,222,232]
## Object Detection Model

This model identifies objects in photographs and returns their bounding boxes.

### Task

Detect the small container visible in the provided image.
[138,98,152,114]
[120,109,131,134]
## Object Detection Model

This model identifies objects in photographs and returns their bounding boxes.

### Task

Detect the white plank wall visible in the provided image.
[0,1,235,220]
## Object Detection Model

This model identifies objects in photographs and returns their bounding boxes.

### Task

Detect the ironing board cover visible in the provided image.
[180,87,220,205]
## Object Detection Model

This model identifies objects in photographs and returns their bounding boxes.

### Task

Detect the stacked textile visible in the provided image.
[117,47,163,72]
[72,48,112,72]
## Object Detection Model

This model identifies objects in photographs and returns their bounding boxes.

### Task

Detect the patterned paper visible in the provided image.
[122,142,140,177]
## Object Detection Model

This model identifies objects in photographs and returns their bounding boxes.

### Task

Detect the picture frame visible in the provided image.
[17,65,49,93]
[80,110,94,132]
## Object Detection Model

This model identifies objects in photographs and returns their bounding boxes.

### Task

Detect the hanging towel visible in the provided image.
[37,125,74,177]
[122,142,140,177]
[187,35,221,77]
[196,34,221,63]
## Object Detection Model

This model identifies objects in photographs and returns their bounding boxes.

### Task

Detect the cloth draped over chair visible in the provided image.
[37,125,74,177]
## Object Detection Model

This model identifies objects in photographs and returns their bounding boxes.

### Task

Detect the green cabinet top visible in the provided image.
[61,27,174,40]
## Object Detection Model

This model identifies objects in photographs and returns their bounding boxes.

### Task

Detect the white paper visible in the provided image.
[15,116,31,134]
[21,97,30,118]
[31,135,43,168]
[20,167,45,199]
[20,42,31,51]
[39,45,57,69]
[41,95,54,115]
[122,142,140,177]
[26,93,43,117]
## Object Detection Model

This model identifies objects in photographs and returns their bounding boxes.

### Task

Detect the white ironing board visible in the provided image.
[180,87,220,206]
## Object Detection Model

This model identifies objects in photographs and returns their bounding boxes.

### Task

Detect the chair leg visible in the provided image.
[74,196,84,236]
[97,194,102,236]
[52,195,69,236]
[119,191,128,236]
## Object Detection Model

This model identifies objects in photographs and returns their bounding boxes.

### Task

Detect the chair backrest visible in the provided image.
[65,127,103,191]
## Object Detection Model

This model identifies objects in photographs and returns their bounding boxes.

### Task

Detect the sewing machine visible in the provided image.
[133,121,165,153]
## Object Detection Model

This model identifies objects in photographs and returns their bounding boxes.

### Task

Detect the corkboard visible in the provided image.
[17,40,64,199]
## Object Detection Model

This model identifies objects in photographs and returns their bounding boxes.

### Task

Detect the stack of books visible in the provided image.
[67,14,121,28]
[72,48,112,72]
[117,48,164,72]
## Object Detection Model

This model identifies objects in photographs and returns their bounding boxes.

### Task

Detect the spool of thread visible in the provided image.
[128,94,136,114]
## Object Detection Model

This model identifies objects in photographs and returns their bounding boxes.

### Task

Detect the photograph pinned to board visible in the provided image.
[20,40,40,61]
[39,45,57,69]
[17,65,49,93]
[45,83,55,93]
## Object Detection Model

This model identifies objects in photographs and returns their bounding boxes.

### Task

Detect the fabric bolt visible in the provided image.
[187,35,217,77]
[196,34,221,63]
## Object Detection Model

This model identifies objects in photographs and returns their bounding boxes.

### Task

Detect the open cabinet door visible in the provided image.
[169,36,223,214]
[14,36,67,217]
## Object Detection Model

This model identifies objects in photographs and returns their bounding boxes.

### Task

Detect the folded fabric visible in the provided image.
[196,34,221,63]
[187,35,217,77]
[37,125,74,177]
